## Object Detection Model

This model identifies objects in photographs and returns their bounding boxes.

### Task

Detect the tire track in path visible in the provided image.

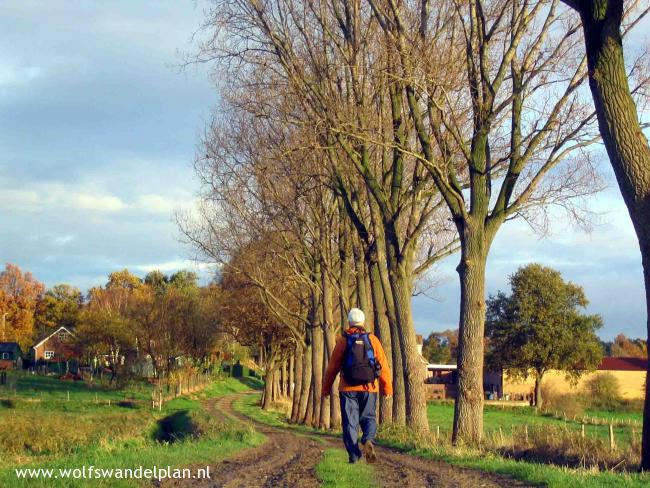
[159,392,534,488]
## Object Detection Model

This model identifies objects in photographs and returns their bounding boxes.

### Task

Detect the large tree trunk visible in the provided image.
[322,261,341,429]
[288,354,294,401]
[262,361,276,410]
[372,207,406,425]
[274,365,282,401]
[311,320,324,428]
[302,380,314,425]
[388,263,429,432]
[453,226,489,444]
[383,219,428,432]
[290,344,303,423]
[280,359,288,399]
[369,258,394,424]
[567,0,650,470]
[298,343,312,423]
[353,239,370,312]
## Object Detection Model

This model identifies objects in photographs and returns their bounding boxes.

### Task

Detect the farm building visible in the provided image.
[0,342,23,369]
[495,356,647,401]
[31,326,76,363]
[424,363,457,399]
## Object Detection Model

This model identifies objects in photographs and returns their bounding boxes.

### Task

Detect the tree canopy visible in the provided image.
[486,264,603,407]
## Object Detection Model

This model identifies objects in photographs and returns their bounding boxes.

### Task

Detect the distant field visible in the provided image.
[427,401,642,448]
[0,372,264,487]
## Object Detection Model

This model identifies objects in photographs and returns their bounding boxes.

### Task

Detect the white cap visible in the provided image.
[347,308,365,325]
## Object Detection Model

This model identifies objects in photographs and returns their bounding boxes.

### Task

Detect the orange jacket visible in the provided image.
[322,327,393,396]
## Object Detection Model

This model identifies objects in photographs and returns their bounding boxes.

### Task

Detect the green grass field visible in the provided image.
[0,372,264,487]
[427,401,641,448]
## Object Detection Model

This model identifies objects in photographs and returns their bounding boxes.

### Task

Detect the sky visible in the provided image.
[0,1,647,341]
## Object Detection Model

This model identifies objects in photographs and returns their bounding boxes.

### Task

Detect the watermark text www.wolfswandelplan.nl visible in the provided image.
[15,465,211,481]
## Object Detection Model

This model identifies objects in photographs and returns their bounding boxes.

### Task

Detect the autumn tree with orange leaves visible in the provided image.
[0,263,45,350]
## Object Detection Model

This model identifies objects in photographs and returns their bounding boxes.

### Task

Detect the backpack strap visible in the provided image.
[343,332,359,368]
[360,333,381,378]
[360,333,375,362]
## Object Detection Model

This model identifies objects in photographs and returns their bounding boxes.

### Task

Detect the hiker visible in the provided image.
[322,308,392,464]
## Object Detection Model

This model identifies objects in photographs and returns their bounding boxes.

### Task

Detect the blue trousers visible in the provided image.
[339,391,377,461]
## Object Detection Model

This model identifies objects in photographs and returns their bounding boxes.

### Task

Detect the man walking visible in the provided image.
[322,308,392,464]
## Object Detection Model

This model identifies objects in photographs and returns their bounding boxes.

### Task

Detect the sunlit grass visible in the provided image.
[0,375,265,487]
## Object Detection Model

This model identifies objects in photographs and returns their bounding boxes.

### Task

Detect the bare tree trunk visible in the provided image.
[371,206,406,425]
[369,258,393,424]
[564,0,650,469]
[320,346,330,429]
[338,212,352,316]
[388,261,429,432]
[311,321,324,428]
[322,266,341,429]
[262,361,276,410]
[302,379,314,425]
[281,359,287,399]
[353,239,370,312]
[288,353,294,402]
[274,366,281,402]
[453,227,489,444]
[298,343,312,423]
[290,344,303,423]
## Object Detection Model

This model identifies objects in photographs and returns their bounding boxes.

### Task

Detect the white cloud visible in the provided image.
[135,193,180,215]
[0,188,40,209]
[60,191,127,212]
[0,181,127,213]
[53,235,74,246]
[131,259,214,274]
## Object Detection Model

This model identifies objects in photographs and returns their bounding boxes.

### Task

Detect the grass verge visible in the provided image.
[0,376,264,487]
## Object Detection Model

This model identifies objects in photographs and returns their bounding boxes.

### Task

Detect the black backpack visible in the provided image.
[342,331,381,385]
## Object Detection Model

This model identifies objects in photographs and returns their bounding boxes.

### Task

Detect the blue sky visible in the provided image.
[0,1,647,341]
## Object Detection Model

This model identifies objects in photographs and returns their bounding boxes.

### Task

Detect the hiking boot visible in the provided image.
[361,440,376,463]
[348,456,360,464]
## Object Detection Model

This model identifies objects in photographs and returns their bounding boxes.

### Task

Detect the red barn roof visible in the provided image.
[598,357,647,371]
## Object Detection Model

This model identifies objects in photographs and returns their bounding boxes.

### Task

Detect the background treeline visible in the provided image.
[0,263,247,386]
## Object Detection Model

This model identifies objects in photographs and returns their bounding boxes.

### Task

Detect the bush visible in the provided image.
[540,382,585,418]
[584,373,622,410]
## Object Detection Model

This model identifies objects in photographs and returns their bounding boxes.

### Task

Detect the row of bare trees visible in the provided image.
[181,0,650,466]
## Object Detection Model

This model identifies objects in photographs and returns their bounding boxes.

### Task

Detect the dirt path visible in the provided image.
[160,393,534,488]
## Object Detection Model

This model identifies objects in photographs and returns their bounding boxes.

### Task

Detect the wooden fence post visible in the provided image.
[609,424,615,450]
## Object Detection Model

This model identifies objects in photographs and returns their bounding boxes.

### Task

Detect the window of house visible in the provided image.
[1,352,8,360]
[58,331,68,341]
[44,351,55,360]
